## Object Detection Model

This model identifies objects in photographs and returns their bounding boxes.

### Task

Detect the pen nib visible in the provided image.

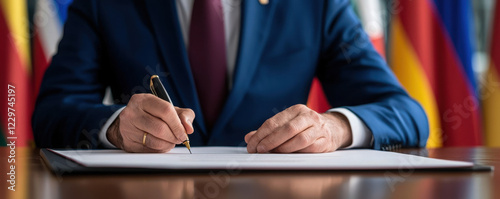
[183,140,192,154]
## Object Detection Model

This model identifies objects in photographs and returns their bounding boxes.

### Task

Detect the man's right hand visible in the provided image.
[106,94,195,153]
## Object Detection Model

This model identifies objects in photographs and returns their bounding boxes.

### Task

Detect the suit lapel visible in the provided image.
[144,0,208,137]
[210,0,277,139]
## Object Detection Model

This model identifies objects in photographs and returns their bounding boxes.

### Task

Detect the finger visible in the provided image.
[245,131,257,153]
[271,127,320,153]
[296,137,330,153]
[140,95,187,142]
[130,109,180,144]
[244,131,257,144]
[119,127,172,153]
[247,105,308,153]
[143,133,176,152]
[255,114,314,153]
[121,125,177,152]
[132,130,177,152]
[176,107,195,135]
[124,139,174,153]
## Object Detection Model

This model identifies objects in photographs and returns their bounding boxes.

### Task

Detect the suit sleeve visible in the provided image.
[317,0,429,149]
[32,0,124,149]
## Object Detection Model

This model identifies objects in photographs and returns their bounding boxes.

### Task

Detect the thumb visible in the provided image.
[177,108,195,134]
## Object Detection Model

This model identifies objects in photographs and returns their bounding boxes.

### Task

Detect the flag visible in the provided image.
[483,1,500,147]
[307,78,331,113]
[33,0,73,97]
[0,0,32,147]
[307,0,386,112]
[354,0,386,58]
[390,0,481,147]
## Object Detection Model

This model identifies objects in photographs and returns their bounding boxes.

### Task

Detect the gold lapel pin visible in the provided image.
[259,0,268,5]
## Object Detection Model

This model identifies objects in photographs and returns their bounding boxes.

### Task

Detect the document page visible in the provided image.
[50,147,474,170]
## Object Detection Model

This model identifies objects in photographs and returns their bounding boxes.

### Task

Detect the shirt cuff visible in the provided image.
[328,108,373,149]
[99,106,126,148]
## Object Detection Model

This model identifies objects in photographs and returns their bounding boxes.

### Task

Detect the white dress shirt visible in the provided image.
[99,0,373,149]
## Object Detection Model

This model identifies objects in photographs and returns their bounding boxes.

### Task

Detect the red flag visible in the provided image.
[0,1,32,147]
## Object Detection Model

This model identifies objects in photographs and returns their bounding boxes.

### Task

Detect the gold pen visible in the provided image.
[150,75,192,154]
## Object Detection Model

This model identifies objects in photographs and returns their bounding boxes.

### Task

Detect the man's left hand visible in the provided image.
[245,104,352,153]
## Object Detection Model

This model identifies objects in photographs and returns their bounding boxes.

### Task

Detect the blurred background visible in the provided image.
[0,0,499,148]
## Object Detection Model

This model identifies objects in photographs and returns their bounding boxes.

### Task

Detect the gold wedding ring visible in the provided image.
[142,132,147,146]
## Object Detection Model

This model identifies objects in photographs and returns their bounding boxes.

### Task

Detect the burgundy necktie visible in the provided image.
[188,0,227,130]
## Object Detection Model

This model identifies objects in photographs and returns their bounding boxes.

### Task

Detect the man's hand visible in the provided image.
[245,104,352,153]
[107,94,195,153]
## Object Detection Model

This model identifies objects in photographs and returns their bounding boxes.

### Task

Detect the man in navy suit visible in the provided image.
[32,0,429,153]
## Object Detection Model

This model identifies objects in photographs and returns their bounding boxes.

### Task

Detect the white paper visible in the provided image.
[51,147,474,170]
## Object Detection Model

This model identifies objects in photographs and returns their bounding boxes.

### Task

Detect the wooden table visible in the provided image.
[1,147,499,199]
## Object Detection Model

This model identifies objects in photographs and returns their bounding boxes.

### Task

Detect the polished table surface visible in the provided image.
[1,147,499,199]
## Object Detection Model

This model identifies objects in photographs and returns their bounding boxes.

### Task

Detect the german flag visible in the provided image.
[390,0,481,147]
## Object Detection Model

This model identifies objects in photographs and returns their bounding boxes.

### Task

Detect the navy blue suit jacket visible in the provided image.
[33,0,429,149]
